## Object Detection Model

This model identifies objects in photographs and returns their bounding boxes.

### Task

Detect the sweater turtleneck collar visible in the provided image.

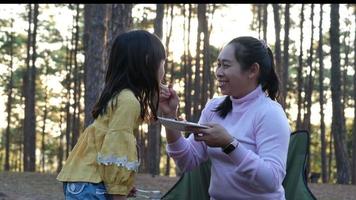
[229,85,264,110]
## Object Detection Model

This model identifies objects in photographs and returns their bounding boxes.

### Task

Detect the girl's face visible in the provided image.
[216,44,258,98]
[158,59,165,82]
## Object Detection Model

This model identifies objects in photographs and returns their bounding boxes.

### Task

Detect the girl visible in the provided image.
[57,30,166,200]
[160,36,291,200]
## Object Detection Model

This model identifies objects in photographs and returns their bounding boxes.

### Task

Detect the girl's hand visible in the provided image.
[192,123,234,148]
[111,195,127,200]
[159,84,179,118]
[127,186,137,197]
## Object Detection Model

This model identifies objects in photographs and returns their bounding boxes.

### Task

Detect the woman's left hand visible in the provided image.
[192,123,234,148]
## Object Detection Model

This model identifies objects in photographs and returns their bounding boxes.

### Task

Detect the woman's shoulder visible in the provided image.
[256,96,287,119]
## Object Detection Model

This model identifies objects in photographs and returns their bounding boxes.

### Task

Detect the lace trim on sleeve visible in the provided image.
[97,153,140,172]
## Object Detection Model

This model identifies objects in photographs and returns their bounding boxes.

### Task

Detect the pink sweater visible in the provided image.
[167,85,290,200]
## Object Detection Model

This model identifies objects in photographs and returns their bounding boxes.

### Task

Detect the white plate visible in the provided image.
[157,117,209,131]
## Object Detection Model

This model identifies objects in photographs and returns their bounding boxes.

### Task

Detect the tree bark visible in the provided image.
[106,4,133,70]
[193,4,204,122]
[272,4,282,88]
[147,3,164,177]
[165,5,174,83]
[296,4,304,131]
[84,4,108,127]
[4,20,14,171]
[318,4,328,183]
[185,4,193,122]
[41,56,49,173]
[352,5,356,185]
[71,4,81,148]
[200,4,210,108]
[281,4,290,109]
[304,4,315,177]
[23,3,39,172]
[330,4,351,184]
[262,4,268,42]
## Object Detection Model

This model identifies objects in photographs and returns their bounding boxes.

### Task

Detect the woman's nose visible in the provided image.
[216,67,224,78]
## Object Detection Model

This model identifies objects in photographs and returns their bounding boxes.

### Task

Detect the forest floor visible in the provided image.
[0,172,355,200]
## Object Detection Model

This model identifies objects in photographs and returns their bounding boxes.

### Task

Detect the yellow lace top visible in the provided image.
[57,89,141,195]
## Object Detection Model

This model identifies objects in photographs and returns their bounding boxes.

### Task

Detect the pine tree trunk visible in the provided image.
[4,20,14,171]
[41,58,49,173]
[257,4,262,39]
[71,5,81,148]
[185,4,193,122]
[84,4,108,127]
[318,4,328,183]
[281,4,290,109]
[193,4,204,122]
[24,4,39,172]
[352,6,356,185]
[341,21,350,151]
[296,4,304,131]
[330,4,351,184]
[64,36,73,155]
[146,3,165,177]
[304,4,315,177]
[165,5,174,83]
[23,3,32,172]
[200,4,210,107]
[106,4,133,70]
[208,5,217,99]
[272,4,282,87]
[262,4,268,42]
[57,111,64,173]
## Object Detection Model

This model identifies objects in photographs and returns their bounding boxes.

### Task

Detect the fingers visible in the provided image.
[194,133,207,141]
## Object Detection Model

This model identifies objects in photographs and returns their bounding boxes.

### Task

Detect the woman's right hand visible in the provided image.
[159,84,179,118]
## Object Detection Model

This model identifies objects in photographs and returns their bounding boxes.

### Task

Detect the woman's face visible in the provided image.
[158,59,165,82]
[216,44,257,98]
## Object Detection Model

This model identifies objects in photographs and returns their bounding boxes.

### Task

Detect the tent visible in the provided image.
[162,130,317,200]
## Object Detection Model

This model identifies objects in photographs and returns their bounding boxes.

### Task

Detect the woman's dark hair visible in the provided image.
[92,30,166,121]
[215,36,280,118]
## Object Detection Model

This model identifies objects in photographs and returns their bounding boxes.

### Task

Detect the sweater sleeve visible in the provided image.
[227,103,290,192]
[166,98,217,172]
[97,91,140,195]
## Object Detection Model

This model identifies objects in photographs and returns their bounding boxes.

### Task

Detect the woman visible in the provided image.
[159,36,290,200]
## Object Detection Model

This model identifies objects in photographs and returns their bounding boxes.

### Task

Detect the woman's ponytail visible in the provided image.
[265,47,279,100]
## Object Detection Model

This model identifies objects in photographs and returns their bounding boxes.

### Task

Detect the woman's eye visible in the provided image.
[223,64,230,68]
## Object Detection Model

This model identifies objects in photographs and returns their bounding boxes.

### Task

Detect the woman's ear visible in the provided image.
[248,63,260,79]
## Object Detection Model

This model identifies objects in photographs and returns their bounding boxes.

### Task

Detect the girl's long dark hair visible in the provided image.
[215,36,280,118]
[92,30,166,121]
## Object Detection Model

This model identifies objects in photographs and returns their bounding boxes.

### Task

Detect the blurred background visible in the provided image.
[0,4,355,187]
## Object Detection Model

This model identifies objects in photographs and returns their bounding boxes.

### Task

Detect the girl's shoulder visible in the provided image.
[113,89,139,103]
[108,89,140,113]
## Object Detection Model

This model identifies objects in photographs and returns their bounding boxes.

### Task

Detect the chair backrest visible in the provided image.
[162,130,317,200]
[283,130,317,200]
[162,159,211,200]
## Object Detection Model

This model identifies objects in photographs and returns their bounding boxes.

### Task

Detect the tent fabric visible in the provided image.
[162,130,317,200]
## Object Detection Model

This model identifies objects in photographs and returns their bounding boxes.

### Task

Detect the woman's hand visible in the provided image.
[159,84,179,118]
[192,123,234,148]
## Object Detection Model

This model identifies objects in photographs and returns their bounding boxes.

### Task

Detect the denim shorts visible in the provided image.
[63,182,112,200]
